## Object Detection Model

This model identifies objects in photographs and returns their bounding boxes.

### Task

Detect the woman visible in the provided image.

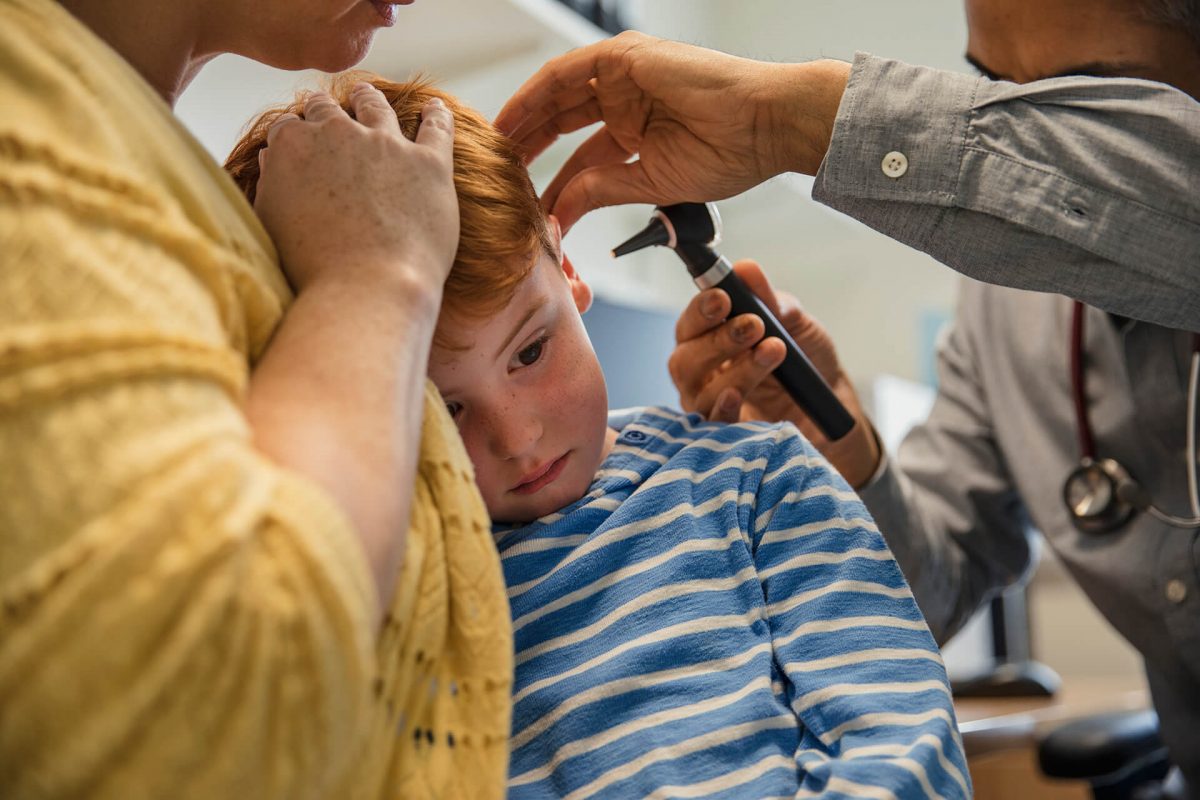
[0,1,511,797]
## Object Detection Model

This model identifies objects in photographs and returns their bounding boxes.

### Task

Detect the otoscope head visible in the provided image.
[611,202,723,258]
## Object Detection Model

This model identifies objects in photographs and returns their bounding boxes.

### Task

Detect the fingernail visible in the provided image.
[754,343,778,367]
[425,97,445,110]
[499,110,530,136]
[719,391,740,415]
[732,318,755,342]
[700,294,722,320]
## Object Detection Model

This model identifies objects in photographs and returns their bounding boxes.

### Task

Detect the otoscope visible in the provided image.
[613,203,856,441]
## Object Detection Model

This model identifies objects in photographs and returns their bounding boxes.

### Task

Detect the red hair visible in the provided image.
[225,74,554,348]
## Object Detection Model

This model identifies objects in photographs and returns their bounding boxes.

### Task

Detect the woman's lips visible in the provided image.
[370,0,397,26]
[513,454,569,495]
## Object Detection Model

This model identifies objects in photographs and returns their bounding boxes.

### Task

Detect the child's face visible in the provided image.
[428,250,616,524]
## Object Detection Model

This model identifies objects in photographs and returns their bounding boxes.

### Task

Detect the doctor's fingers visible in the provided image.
[687,340,788,423]
[495,33,627,141]
[541,126,633,228]
[674,287,731,344]
[674,261,787,346]
[730,260,788,320]
[511,93,604,167]
[551,158,659,235]
[669,310,768,397]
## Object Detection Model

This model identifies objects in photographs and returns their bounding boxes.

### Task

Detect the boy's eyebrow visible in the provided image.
[495,298,548,358]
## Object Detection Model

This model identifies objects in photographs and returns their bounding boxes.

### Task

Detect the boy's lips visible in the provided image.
[512,453,569,495]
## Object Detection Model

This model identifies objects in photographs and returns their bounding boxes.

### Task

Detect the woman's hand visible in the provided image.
[670,260,881,488]
[495,31,850,232]
[254,85,459,299]
[244,84,460,614]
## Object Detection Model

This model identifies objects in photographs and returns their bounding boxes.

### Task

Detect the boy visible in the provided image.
[229,78,970,799]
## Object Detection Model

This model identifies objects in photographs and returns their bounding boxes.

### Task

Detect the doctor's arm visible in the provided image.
[499,36,1200,330]
[813,54,1200,331]
[852,293,1035,642]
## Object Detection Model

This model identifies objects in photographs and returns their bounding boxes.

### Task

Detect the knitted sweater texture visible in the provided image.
[0,1,512,796]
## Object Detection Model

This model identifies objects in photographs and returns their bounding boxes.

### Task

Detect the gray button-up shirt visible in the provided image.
[816,54,1200,331]
[814,55,1200,780]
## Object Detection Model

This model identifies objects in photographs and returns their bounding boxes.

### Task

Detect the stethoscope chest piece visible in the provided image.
[1062,457,1137,534]
[1063,301,1200,533]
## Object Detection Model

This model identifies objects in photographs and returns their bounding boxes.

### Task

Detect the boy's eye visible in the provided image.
[445,401,462,418]
[516,336,547,367]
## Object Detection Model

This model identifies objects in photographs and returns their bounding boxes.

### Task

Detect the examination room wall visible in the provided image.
[175,0,1142,688]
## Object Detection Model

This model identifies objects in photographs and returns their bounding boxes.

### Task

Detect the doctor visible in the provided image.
[497,0,1200,787]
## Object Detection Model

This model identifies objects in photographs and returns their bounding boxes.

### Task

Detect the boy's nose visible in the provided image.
[487,407,542,461]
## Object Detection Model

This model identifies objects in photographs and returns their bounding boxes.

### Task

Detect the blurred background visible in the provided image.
[176,0,1143,746]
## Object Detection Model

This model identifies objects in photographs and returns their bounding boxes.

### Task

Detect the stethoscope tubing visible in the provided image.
[1067,300,1200,530]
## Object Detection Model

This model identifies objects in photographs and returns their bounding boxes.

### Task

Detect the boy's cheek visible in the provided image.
[460,438,501,516]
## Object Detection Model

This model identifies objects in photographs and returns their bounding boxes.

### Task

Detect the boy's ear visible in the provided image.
[548,214,593,313]
[563,254,592,314]
[548,214,565,266]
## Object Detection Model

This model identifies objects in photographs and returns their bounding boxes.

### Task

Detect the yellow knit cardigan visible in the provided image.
[0,0,512,797]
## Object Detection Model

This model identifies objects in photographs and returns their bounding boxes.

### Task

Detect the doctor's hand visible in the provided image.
[670,260,881,488]
[495,32,850,232]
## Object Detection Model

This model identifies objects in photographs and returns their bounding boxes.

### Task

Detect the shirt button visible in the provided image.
[623,430,647,443]
[1165,579,1188,604]
[881,151,909,179]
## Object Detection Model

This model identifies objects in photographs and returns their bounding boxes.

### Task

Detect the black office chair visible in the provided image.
[1037,709,1176,799]
[951,589,1061,698]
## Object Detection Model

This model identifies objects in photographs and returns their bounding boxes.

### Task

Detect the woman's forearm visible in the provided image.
[246,270,444,622]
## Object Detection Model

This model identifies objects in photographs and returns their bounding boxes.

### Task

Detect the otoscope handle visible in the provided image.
[713,271,857,441]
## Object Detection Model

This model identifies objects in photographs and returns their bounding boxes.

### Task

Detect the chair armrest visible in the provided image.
[1037,709,1167,781]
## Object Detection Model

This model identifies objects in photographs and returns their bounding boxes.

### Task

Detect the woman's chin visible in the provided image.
[259,35,375,74]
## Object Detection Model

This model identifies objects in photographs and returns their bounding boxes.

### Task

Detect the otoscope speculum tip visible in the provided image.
[612,215,671,258]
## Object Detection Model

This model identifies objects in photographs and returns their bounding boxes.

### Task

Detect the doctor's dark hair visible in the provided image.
[1140,0,1200,48]
[225,75,555,349]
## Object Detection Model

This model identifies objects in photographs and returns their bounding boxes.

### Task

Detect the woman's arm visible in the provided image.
[247,89,459,614]
[0,84,464,799]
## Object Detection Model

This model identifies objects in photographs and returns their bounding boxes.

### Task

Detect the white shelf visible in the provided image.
[177,0,603,161]
[358,0,604,81]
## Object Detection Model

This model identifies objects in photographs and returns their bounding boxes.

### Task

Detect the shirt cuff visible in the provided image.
[856,434,891,494]
[854,446,921,568]
[813,52,979,217]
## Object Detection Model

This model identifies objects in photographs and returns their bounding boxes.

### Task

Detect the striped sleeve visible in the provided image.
[749,424,972,799]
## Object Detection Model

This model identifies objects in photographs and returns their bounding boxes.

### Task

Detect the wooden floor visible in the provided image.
[970,749,1090,799]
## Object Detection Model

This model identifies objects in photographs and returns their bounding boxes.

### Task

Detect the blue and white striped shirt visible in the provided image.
[495,407,969,799]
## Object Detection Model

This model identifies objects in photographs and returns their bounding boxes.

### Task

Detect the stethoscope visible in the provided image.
[1062,301,1200,533]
